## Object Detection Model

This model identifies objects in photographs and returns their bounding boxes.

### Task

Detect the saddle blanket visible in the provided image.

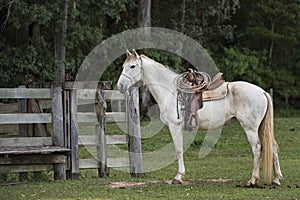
[202,82,229,101]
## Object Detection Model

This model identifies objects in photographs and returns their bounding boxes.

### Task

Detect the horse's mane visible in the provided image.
[141,54,178,75]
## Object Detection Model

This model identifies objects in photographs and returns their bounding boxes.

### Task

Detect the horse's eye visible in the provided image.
[130,65,135,69]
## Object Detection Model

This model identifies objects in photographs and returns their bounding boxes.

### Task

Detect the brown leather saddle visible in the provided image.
[207,72,225,90]
[182,70,226,130]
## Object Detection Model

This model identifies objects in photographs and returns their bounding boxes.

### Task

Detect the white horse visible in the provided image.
[117,50,283,186]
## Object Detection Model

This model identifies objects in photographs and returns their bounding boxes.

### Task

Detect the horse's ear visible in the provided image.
[132,49,139,58]
[126,49,132,57]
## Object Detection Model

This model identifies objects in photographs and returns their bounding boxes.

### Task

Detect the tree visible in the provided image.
[0,0,135,87]
[234,0,300,106]
[0,0,57,87]
[138,0,152,114]
[242,0,300,67]
[54,0,68,83]
[217,47,268,87]
[138,0,151,30]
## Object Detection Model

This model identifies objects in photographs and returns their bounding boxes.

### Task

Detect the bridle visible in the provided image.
[120,56,144,91]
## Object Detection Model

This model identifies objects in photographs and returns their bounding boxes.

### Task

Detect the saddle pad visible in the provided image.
[203,82,229,101]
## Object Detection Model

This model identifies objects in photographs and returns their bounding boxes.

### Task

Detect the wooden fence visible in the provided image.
[0,82,143,180]
[0,86,70,180]
[65,83,143,178]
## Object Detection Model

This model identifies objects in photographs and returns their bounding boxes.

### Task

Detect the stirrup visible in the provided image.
[188,113,198,128]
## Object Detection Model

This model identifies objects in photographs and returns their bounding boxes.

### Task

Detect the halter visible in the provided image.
[120,56,144,92]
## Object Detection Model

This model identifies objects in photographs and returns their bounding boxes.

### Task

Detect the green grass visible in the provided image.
[0,118,299,199]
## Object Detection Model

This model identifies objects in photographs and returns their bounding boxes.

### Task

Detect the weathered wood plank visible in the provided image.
[78,135,127,146]
[0,113,52,124]
[77,112,125,123]
[104,90,125,100]
[54,163,66,180]
[18,92,28,136]
[79,158,99,169]
[0,125,18,135]
[76,99,124,106]
[0,88,51,99]
[105,112,126,123]
[0,164,53,173]
[0,103,18,112]
[127,87,143,177]
[78,135,96,146]
[77,99,96,105]
[0,146,70,155]
[69,89,79,179]
[75,90,125,100]
[51,85,66,180]
[107,157,130,168]
[51,86,64,147]
[64,81,112,90]
[0,137,53,147]
[79,158,129,169]
[0,154,66,165]
[76,89,97,100]
[107,135,128,145]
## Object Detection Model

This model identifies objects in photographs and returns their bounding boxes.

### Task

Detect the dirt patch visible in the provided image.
[107,181,149,189]
[105,178,234,188]
[235,183,299,189]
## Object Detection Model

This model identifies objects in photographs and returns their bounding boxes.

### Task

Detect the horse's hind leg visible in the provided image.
[272,140,283,186]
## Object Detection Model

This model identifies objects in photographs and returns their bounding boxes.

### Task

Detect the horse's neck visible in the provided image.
[141,56,178,106]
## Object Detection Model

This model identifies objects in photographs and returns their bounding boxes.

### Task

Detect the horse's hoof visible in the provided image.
[245,183,257,188]
[272,181,280,186]
[171,179,182,185]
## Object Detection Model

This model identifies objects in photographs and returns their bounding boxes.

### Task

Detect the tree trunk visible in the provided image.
[54,0,69,84]
[181,0,186,32]
[268,18,275,66]
[29,21,40,37]
[138,0,151,29]
[138,0,152,114]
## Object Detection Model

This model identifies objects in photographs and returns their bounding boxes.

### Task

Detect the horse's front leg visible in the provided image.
[169,124,185,184]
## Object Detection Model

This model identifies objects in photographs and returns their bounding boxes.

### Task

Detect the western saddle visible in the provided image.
[180,69,225,130]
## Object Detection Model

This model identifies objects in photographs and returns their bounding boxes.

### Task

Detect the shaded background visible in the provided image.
[0,0,299,115]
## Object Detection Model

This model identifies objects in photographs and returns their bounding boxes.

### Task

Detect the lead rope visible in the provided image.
[175,71,211,94]
[177,91,180,119]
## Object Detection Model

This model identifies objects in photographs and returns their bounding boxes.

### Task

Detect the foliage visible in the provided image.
[0,0,135,87]
[0,0,299,107]
[217,47,267,87]
[233,0,300,104]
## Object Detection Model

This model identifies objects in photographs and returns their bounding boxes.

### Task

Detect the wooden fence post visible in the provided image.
[127,87,143,177]
[18,86,28,137]
[51,85,66,180]
[69,89,79,179]
[96,89,109,177]
[18,85,28,181]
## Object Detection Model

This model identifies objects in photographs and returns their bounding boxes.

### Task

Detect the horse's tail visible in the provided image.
[259,92,274,183]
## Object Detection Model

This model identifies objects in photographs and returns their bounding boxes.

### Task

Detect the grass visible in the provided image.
[0,118,299,199]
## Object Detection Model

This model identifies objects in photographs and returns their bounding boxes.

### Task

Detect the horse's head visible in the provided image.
[117,49,143,93]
